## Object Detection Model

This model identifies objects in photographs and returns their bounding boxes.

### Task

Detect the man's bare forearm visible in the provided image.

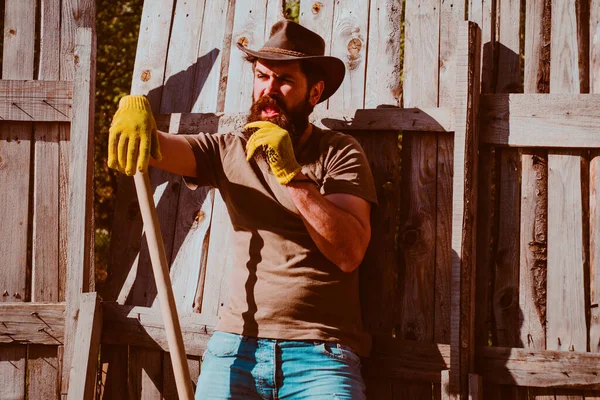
[148,130,197,177]
[287,182,370,273]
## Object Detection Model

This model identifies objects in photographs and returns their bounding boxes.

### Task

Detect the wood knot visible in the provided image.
[312,2,323,13]
[401,228,419,246]
[127,201,140,220]
[194,210,205,223]
[141,70,151,82]
[9,29,16,35]
[237,36,249,47]
[347,38,362,59]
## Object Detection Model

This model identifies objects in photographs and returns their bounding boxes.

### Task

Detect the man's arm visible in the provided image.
[287,177,371,273]
[148,130,198,177]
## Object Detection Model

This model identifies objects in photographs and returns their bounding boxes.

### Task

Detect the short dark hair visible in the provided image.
[245,55,325,90]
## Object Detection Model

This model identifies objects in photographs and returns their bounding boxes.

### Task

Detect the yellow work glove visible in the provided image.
[108,95,162,176]
[245,121,301,185]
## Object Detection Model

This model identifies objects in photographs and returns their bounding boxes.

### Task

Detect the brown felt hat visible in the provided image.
[237,19,345,103]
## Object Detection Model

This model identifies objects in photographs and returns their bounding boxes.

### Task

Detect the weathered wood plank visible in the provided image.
[192,0,235,113]
[365,0,401,108]
[479,94,600,147]
[0,80,72,121]
[67,293,102,400]
[0,303,65,345]
[590,0,600,369]
[436,0,463,348]
[31,4,62,387]
[99,344,129,400]
[200,191,234,326]
[265,0,285,37]
[101,304,214,357]
[166,186,213,314]
[1,1,36,398]
[547,1,587,365]
[477,346,600,390]
[32,124,60,301]
[494,18,523,400]
[27,345,59,400]
[450,21,481,399]
[160,0,207,113]
[299,0,334,111]
[355,131,401,337]
[402,1,441,398]
[547,152,587,352]
[397,132,437,343]
[0,344,27,400]
[328,1,368,110]
[519,150,548,351]
[468,0,494,93]
[468,374,482,400]
[63,23,97,396]
[128,347,162,400]
[224,0,269,113]
[157,107,455,133]
[493,149,522,347]
[403,0,440,108]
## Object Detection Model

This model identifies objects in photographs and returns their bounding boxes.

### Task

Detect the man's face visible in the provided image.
[246,59,319,142]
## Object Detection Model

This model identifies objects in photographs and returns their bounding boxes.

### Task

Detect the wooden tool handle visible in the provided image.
[133,172,195,400]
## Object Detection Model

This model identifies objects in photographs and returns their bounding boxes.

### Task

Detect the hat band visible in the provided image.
[259,47,309,57]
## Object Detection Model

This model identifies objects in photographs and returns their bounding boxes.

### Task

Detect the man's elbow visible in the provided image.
[337,244,368,273]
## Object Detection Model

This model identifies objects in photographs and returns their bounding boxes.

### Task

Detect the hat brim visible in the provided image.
[237,43,345,104]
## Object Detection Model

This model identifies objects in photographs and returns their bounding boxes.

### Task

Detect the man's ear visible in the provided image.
[310,81,325,106]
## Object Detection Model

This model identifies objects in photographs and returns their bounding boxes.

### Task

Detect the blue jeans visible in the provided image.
[196,331,366,399]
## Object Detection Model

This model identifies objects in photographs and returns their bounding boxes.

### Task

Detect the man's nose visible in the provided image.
[264,77,280,96]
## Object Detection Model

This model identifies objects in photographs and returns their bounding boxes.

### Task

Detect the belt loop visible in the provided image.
[337,343,341,349]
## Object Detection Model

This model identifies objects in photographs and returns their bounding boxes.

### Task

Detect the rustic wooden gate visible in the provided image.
[0,0,96,399]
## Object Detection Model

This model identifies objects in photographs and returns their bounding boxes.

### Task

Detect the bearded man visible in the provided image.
[108,19,377,400]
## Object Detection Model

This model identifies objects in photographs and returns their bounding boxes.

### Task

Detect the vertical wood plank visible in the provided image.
[193,0,236,113]
[224,0,269,113]
[547,0,587,360]
[299,0,334,111]
[328,0,368,110]
[450,21,481,400]
[166,186,213,314]
[1,1,36,399]
[161,353,201,399]
[99,345,129,400]
[403,0,440,108]
[67,293,102,400]
[437,0,464,348]
[63,20,97,396]
[468,374,482,400]
[589,5,600,396]
[128,348,163,400]
[470,12,497,396]
[365,0,402,108]
[160,0,207,113]
[401,1,440,398]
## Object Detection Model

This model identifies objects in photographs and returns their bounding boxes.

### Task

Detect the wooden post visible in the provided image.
[67,293,102,400]
[449,21,481,400]
[468,374,483,400]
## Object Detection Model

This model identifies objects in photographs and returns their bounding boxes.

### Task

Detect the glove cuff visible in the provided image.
[118,95,153,112]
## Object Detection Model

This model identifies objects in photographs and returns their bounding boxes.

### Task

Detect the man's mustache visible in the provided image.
[254,95,287,113]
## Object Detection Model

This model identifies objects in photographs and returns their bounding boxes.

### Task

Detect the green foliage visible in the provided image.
[94,0,143,277]
[284,0,300,22]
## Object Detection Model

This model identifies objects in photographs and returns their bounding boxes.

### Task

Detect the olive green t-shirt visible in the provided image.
[182,125,377,356]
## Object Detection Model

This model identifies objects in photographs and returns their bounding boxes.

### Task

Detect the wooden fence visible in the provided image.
[0,0,96,399]
[1,0,600,399]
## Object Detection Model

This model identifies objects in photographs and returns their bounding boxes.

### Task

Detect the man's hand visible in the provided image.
[108,95,162,176]
[245,121,301,185]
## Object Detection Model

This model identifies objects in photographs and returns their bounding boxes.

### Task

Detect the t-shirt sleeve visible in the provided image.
[180,133,227,189]
[321,134,378,206]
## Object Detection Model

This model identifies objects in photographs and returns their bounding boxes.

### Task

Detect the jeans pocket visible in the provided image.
[206,332,242,357]
[319,342,362,368]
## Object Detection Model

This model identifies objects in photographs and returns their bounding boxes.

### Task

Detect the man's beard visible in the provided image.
[244,94,313,161]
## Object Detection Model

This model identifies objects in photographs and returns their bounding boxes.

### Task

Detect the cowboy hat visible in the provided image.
[236,19,345,103]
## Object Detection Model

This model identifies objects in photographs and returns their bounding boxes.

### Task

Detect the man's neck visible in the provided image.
[295,123,313,152]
